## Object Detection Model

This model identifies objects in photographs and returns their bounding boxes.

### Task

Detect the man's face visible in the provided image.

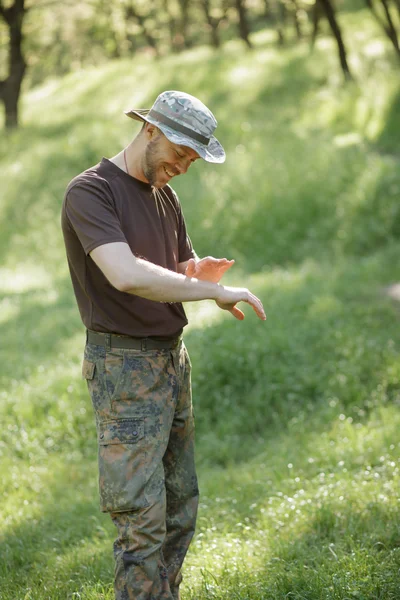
[142,129,200,188]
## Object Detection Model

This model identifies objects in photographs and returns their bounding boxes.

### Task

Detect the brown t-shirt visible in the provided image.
[61,158,195,338]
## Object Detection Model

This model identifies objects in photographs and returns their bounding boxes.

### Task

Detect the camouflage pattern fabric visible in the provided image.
[82,340,199,600]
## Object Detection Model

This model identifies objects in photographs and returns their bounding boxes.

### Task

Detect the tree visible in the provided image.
[234,0,252,48]
[263,0,285,45]
[177,0,192,48]
[365,0,400,59]
[201,0,225,48]
[290,0,303,40]
[124,0,159,56]
[310,0,322,50]
[0,0,26,129]
[97,0,122,58]
[317,0,353,80]
[161,0,178,52]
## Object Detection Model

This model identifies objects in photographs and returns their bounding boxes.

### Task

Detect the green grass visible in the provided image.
[1,10,400,599]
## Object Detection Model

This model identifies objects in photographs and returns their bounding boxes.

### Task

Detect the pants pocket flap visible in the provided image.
[99,419,144,445]
[82,358,95,380]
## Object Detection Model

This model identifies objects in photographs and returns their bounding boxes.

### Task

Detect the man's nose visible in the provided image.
[175,158,190,174]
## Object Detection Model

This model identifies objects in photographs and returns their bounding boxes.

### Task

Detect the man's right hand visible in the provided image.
[215,286,266,321]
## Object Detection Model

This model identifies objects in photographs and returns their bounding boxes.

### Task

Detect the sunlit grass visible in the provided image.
[1,9,400,600]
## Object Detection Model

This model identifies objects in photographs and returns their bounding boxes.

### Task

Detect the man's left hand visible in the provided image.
[185,256,235,283]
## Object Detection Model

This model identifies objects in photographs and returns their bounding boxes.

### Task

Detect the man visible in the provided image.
[61,90,265,600]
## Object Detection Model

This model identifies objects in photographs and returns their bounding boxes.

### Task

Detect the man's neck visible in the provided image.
[109,141,148,183]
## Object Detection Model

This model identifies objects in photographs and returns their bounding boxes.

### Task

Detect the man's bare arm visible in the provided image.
[91,242,218,301]
[90,242,266,320]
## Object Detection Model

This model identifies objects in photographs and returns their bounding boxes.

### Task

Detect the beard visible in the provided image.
[142,135,178,188]
[142,137,160,186]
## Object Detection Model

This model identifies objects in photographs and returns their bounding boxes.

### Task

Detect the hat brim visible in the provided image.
[125,109,226,164]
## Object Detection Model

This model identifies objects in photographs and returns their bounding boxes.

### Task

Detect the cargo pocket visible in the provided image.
[82,358,95,380]
[82,356,112,420]
[97,418,149,513]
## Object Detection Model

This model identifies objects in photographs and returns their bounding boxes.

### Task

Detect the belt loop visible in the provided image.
[141,338,147,352]
[105,333,111,352]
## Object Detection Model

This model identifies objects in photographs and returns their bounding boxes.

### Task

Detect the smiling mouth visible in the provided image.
[164,166,176,178]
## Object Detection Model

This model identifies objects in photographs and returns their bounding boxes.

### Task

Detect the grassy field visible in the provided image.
[1,9,400,599]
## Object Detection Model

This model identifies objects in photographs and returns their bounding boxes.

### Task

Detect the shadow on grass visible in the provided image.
[1,432,400,600]
[375,86,400,158]
[0,276,83,386]
[182,253,400,467]
[252,502,400,600]
[0,460,114,600]
[0,265,399,597]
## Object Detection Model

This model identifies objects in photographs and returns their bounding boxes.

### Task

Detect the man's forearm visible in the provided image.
[90,242,265,320]
[123,256,220,302]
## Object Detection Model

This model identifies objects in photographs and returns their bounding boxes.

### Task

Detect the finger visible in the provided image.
[247,294,266,320]
[206,257,227,266]
[207,257,232,263]
[230,306,245,320]
[219,260,235,273]
[185,259,196,277]
[217,259,234,270]
[201,256,218,265]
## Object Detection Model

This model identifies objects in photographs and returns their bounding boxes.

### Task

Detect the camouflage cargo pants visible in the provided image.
[82,339,199,600]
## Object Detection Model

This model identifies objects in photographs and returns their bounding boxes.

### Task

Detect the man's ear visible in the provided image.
[145,123,158,139]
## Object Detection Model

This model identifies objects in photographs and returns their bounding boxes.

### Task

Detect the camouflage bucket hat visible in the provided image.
[125,90,226,164]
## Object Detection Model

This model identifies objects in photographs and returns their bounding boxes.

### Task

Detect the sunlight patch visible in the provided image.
[364,40,385,58]
[333,133,362,147]
[0,266,53,292]
[27,79,59,102]
[0,297,19,325]
[228,66,254,84]
[184,300,226,332]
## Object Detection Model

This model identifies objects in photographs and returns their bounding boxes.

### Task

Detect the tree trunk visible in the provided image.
[264,0,286,39]
[0,0,27,129]
[290,0,303,39]
[364,0,400,58]
[311,1,322,50]
[201,0,221,48]
[263,0,271,21]
[177,0,191,49]
[317,0,353,80]
[161,0,178,52]
[275,0,286,46]
[125,2,159,56]
[98,0,121,58]
[395,0,400,21]
[379,0,400,56]
[265,0,287,46]
[235,0,252,48]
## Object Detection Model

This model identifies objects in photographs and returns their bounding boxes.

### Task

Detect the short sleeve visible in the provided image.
[65,181,127,255]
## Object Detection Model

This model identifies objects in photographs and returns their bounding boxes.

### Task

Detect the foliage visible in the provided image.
[1,14,400,599]
[0,0,397,94]
[1,0,399,128]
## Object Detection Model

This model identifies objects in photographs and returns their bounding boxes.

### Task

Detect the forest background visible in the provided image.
[1,0,400,598]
